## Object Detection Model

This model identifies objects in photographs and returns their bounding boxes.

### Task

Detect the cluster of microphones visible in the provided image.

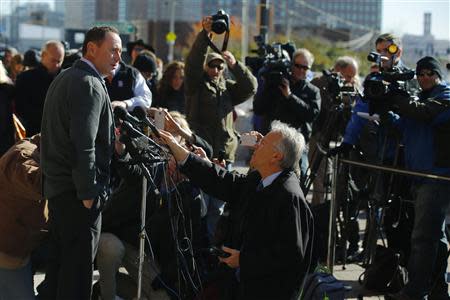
[113,106,167,155]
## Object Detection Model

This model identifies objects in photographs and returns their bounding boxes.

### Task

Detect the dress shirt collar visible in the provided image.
[80,57,104,78]
[261,171,283,189]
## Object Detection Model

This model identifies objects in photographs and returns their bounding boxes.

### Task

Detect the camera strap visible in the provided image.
[206,30,230,54]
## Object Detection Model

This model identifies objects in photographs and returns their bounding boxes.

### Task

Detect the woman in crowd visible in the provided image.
[9,54,24,83]
[154,61,186,114]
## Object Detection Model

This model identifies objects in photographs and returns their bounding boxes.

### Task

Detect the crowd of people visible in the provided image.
[0,14,449,300]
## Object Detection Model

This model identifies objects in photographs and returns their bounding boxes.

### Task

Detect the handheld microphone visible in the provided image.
[114,106,142,128]
[132,106,161,138]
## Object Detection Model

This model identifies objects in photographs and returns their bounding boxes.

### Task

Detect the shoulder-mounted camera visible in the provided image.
[364,51,415,103]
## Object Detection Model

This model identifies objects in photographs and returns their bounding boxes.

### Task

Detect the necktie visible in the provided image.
[256,181,264,192]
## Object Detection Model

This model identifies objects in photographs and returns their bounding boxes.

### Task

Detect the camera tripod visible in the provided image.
[303,101,351,196]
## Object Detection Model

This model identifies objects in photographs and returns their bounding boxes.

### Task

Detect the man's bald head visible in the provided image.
[41,40,65,74]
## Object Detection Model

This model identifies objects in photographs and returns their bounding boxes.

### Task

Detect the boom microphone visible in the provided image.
[132,106,161,138]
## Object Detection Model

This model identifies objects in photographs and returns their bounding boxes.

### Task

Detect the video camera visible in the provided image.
[322,70,358,105]
[245,36,296,87]
[363,51,415,103]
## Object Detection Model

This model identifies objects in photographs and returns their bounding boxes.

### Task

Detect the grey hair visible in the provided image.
[0,61,11,84]
[292,48,315,67]
[334,56,358,72]
[270,120,305,174]
[41,40,65,54]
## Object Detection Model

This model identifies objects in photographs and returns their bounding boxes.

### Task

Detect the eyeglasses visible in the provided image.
[293,63,310,70]
[208,63,225,71]
[133,47,144,52]
[417,71,435,77]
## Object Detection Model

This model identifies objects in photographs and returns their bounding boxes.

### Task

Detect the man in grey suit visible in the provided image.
[40,26,121,299]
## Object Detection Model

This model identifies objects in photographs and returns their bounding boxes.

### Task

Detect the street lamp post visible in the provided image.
[167,0,176,62]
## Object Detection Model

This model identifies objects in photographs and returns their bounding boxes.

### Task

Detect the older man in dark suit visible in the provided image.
[15,40,65,137]
[159,121,314,300]
[40,26,120,299]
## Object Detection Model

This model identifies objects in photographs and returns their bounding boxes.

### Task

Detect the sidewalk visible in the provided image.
[32,264,386,299]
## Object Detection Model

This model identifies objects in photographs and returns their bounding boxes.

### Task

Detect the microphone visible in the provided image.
[120,121,166,152]
[132,106,161,138]
[114,106,142,128]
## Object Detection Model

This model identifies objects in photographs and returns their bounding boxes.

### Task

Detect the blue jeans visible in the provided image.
[0,260,35,300]
[403,182,450,299]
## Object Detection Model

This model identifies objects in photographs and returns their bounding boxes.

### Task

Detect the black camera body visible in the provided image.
[364,52,415,103]
[245,37,296,88]
[261,44,291,87]
[211,10,230,34]
[322,70,357,106]
[364,69,415,102]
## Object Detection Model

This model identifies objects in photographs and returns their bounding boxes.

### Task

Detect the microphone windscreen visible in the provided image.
[132,106,147,121]
[113,106,128,120]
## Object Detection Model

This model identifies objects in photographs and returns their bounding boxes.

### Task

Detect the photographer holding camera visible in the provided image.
[253,48,321,180]
[185,14,257,247]
[326,34,415,265]
[330,33,411,157]
[184,15,257,166]
[309,56,360,205]
[388,57,450,300]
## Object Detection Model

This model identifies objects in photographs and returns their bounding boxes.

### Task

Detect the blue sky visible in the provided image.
[382,0,450,40]
[2,0,450,40]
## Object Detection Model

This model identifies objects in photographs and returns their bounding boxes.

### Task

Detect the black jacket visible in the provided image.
[154,85,186,114]
[181,154,313,300]
[15,64,57,136]
[0,83,15,156]
[105,61,138,101]
[253,79,321,141]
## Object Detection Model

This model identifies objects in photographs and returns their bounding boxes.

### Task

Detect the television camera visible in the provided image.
[245,35,296,87]
[363,51,415,106]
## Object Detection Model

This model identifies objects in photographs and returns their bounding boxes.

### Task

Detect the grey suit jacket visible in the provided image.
[41,59,115,200]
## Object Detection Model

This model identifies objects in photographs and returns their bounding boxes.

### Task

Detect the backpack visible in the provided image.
[302,272,349,300]
[359,245,408,293]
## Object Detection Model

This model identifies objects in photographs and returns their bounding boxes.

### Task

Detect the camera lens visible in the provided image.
[212,20,227,34]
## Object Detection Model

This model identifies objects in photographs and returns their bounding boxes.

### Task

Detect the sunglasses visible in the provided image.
[294,63,310,70]
[133,47,144,52]
[417,71,435,77]
[208,63,225,71]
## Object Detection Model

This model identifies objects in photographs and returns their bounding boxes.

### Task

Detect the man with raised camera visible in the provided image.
[185,15,257,165]
[185,14,257,245]
[388,57,450,300]
[158,121,313,300]
[253,48,321,180]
